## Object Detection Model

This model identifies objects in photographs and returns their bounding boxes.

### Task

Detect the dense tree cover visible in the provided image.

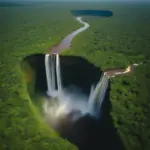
[110,63,150,150]
[62,2,150,150]
[0,3,80,150]
[1,2,150,150]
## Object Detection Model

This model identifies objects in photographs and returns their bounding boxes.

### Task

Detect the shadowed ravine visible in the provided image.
[21,54,125,150]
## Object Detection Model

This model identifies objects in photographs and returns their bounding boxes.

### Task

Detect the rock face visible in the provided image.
[60,55,102,95]
[21,54,47,95]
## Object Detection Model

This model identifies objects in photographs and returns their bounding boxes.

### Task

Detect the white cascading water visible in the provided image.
[44,53,109,126]
[45,54,62,97]
[51,55,56,93]
[45,54,53,96]
[98,76,109,109]
[56,54,62,94]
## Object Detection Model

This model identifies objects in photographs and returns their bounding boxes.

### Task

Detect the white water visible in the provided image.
[56,54,62,93]
[45,54,62,97]
[97,76,109,115]
[45,54,109,123]
[51,55,56,93]
[88,74,109,116]
[45,54,53,96]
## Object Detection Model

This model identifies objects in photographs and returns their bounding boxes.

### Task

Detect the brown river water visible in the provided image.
[49,17,89,54]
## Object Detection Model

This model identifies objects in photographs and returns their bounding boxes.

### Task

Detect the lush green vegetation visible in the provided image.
[1,2,150,150]
[63,2,150,150]
[0,3,80,150]
[110,63,150,150]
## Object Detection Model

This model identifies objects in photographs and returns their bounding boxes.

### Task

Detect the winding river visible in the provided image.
[50,17,89,54]
[49,16,139,77]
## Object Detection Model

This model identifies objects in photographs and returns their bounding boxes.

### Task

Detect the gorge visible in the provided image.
[21,14,124,150]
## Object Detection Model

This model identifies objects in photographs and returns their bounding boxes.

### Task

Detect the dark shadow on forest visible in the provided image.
[0,2,27,7]
[22,54,102,95]
[71,10,113,17]
[22,54,47,93]
[60,55,102,94]
[59,84,125,150]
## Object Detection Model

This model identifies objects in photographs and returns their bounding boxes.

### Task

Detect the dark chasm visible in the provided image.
[21,54,124,150]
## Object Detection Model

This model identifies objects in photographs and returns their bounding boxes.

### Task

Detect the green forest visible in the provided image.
[0,3,79,150]
[0,2,150,150]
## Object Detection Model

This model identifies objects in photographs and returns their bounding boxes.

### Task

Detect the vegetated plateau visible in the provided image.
[0,1,150,150]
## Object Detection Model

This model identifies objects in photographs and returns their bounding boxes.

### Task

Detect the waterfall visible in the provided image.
[88,74,109,116]
[98,77,109,109]
[51,55,56,93]
[88,73,103,111]
[56,54,62,93]
[45,53,109,118]
[45,54,62,97]
[95,76,109,115]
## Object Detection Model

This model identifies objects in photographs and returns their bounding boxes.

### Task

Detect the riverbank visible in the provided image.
[104,63,142,78]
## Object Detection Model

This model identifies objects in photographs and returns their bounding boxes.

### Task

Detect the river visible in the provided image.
[50,17,89,54]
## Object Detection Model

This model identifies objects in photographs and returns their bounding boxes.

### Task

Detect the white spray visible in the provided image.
[44,54,109,123]
[45,54,53,96]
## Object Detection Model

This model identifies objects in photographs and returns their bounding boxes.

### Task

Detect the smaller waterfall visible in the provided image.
[88,74,109,116]
[98,77,109,109]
